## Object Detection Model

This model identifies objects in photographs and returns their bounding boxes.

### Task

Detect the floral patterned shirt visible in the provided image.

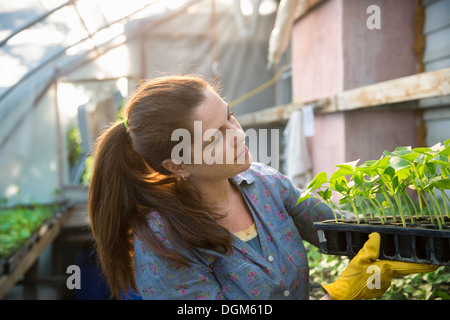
[134,162,337,300]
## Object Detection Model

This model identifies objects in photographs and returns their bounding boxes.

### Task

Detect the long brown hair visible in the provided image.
[88,75,232,298]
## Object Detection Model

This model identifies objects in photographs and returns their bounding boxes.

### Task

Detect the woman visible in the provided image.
[88,75,436,300]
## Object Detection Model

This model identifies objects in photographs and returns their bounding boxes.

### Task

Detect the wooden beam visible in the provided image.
[236,67,450,127]
[328,67,450,113]
[238,100,327,127]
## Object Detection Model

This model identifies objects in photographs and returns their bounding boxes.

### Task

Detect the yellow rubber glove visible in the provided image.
[322,232,438,300]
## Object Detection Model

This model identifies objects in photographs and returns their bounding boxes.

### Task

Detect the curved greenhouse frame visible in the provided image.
[0,0,280,206]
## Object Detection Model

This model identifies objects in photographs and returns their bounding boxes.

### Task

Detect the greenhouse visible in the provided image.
[0,0,449,302]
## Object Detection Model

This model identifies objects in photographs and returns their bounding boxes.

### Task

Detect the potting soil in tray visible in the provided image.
[313,218,450,266]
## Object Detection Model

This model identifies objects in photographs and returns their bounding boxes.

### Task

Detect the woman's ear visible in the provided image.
[162,159,190,178]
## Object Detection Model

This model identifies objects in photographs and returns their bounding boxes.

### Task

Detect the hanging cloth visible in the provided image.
[283,109,312,187]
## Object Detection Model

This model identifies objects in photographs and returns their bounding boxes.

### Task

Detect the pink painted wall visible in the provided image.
[291,0,347,177]
[308,112,346,177]
[342,0,419,90]
[291,0,420,177]
[291,0,343,103]
[344,109,418,163]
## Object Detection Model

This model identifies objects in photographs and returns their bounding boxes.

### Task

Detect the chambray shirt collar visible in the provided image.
[230,168,256,185]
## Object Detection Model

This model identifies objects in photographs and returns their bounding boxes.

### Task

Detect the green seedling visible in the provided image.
[0,204,54,259]
[297,140,450,229]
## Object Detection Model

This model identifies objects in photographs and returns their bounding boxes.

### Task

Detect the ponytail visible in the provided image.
[88,121,146,298]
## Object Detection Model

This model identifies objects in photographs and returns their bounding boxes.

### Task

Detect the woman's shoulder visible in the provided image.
[238,163,299,205]
[146,210,166,230]
[133,210,183,263]
[240,162,290,185]
[134,210,170,246]
[248,162,279,174]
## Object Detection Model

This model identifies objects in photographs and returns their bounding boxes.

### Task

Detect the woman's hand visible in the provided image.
[321,232,438,300]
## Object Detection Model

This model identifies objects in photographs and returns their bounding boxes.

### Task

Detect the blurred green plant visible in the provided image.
[306,242,450,300]
[67,125,82,168]
[306,242,349,299]
[66,124,94,186]
[66,96,125,187]
[82,156,94,185]
[0,204,55,259]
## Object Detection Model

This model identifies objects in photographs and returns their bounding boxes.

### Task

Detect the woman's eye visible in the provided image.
[227,111,234,120]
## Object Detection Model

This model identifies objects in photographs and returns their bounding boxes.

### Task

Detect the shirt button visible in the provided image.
[267,255,274,262]
[284,290,290,297]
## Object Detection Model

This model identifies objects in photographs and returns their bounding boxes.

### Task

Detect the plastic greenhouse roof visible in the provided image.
[0,0,282,206]
[0,0,281,155]
[0,0,197,111]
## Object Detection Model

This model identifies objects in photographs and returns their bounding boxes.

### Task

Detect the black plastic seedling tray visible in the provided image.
[313,218,450,266]
[0,259,4,276]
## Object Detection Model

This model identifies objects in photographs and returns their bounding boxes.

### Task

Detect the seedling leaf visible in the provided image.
[428,178,450,190]
[389,157,411,172]
[329,161,359,181]
[306,171,328,191]
[383,166,395,179]
[354,172,365,186]
[296,191,311,205]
